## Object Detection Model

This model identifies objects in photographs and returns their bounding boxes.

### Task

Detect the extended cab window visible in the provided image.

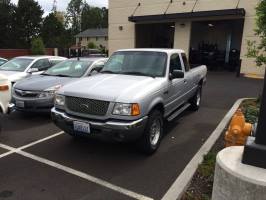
[181,53,190,72]
[170,54,182,72]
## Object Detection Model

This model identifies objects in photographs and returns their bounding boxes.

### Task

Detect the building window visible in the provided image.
[87,37,89,41]
[79,37,82,42]
[96,37,98,41]
[105,37,108,41]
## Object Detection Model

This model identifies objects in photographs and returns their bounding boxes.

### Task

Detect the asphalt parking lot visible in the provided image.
[0,72,263,200]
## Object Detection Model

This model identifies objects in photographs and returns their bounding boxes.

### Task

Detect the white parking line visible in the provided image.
[18,131,64,150]
[18,150,153,200]
[0,132,153,200]
[0,131,64,159]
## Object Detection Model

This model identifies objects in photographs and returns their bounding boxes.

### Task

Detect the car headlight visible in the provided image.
[55,94,65,107]
[38,85,61,98]
[112,103,140,116]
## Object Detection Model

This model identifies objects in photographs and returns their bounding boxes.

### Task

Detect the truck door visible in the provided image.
[165,54,185,115]
[181,53,195,100]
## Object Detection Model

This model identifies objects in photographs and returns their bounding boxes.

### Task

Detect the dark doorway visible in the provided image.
[135,23,175,48]
[190,19,244,72]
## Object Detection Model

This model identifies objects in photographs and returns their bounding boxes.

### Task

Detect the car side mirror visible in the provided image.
[170,70,184,80]
[28,68,39,73]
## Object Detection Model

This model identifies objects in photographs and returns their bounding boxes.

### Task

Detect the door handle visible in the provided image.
[184,79,188,84]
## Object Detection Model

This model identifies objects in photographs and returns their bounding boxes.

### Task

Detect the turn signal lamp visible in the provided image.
[0,85,9,91]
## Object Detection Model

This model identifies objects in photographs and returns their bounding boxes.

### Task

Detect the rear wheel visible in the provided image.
[190,86,202,111]
[137,110,163,155]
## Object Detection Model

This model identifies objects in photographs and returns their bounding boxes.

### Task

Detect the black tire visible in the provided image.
[190,86,202,111]
[137,110,163,155]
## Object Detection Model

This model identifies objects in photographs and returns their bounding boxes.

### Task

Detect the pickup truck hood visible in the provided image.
[0,70,27,82]
[60,74,164,102]
[14,75,75,91]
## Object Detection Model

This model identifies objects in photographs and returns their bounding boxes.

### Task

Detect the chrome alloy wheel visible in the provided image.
[149,119,161,146]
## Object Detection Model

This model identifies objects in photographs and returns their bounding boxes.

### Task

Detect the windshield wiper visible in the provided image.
[42,73,54,76]
[54,74,72,77]
[122,72,155,78]
[100,70,119,74]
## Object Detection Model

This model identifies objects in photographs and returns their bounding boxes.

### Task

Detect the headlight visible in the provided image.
[55,94,65,107]
[39,91,55,98]
[38,85,61,98]
[113,103,140,116]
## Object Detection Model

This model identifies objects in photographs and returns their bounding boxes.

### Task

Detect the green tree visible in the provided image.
[31,37,45,55]
[87,42,97,49]
[14,0,44,48]
[65,0,85,35]
[41,13,65,48]
[0,0,16,48]
[247,0,266,67]
[81,5,108,30]
[246,0,266,146]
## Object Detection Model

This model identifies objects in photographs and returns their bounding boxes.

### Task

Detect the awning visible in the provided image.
[128,8,245,23]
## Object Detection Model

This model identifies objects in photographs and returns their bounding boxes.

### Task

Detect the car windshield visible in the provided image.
[101,51,167,77]
[0,58,33,72]
[43,60,93,78]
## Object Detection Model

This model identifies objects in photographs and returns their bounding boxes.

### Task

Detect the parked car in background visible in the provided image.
[13,57,108,113]
[82,49,107,58]
[0,56,66,84]
[51,49,207,154]
[0,58,8,66]
[0,74,12,114]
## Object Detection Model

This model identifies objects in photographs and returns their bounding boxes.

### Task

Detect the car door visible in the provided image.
[181,53,196,100]
[29,59,51,74]
[165,53,185,115]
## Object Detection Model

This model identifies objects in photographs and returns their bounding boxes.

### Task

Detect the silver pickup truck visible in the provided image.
[52,49,207,154]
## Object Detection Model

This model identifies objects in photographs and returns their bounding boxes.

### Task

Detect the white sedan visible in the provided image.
[0,74,12,114]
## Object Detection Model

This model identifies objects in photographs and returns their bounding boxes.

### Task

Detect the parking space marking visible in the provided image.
[18,150,153,200]
[17,131,64,150]
[0,135,153,200]
[0,131,64,159]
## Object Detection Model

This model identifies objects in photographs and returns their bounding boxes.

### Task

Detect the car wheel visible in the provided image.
[190,86,202,111]
[137,110,163,155]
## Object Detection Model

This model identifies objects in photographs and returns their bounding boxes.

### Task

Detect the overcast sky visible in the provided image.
[11,0,108,14]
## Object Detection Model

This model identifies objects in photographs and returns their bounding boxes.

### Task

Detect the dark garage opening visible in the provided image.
[189,19,244,72]
[135,23,175,48]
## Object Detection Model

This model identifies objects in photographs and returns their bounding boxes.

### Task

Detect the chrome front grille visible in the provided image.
[15,89,39,98]
[65,96,110,116]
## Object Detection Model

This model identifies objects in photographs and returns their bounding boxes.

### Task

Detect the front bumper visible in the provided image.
[51,108,148,142]
[13,96,54,112]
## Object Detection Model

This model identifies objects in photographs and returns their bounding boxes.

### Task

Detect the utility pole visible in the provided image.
[52,0,57,12]
[242,69,266,168]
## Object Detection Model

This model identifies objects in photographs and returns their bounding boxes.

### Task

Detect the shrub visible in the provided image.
[31,37,45,55]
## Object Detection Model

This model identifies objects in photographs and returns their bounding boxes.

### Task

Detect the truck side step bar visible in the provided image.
[167,103,191,122]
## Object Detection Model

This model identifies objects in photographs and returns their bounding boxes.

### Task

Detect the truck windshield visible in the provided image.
[102,51,167,77]
[43,60,92,78]
[0,58,33,72]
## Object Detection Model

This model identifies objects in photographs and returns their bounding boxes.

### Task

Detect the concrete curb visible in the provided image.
[162,98,250,200]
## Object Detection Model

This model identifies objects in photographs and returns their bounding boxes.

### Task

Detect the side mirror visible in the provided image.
[28,68,39,73]
[170,70,184,80]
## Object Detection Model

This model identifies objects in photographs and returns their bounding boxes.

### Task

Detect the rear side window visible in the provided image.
[170,54,182,72]
[181,53,190,72]
[32,59,51,71]
[50,59,63,66]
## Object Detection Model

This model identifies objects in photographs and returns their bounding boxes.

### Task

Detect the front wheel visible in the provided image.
[137,110,163,155]
[190,86,202,111]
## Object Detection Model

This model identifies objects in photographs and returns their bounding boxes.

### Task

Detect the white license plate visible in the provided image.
[73,121,91,134]
[16,101,25,108]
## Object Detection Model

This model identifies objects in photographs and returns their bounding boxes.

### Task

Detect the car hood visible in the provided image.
[0,70,27,82]
[14,75,76,91]
[59,74,165,102]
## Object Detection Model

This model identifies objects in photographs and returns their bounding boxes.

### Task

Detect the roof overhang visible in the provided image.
[128,8,246,23]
